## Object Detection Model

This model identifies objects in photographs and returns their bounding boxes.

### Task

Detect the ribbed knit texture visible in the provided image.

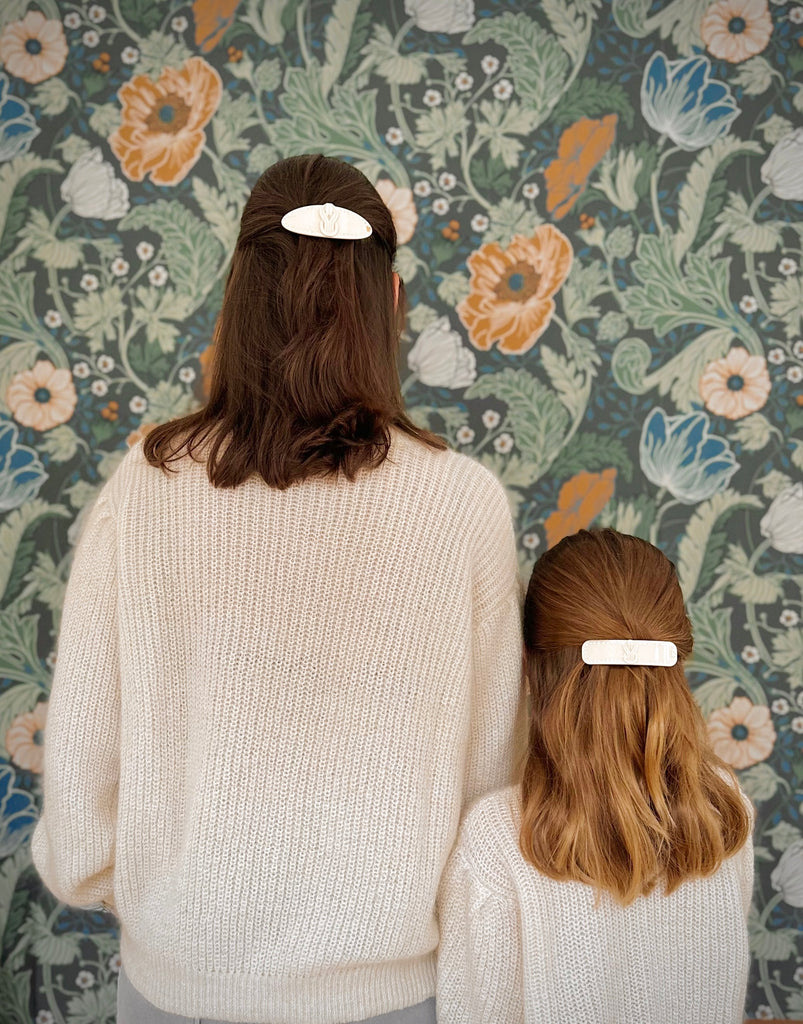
[32,432,523,1024]
[436,786,753,1024]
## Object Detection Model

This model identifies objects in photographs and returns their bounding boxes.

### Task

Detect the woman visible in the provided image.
[33,155,523,1024]
[437,528,753,1023]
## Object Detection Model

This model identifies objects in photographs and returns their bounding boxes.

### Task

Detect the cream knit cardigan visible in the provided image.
[436,786,754,1024]
[32,432,523,1024]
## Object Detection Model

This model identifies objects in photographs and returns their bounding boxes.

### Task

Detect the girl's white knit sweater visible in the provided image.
[32,433,523,1024]
[436,785,754,1024]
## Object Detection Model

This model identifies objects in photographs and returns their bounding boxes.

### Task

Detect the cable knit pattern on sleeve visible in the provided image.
[32,431,522,1024]
[436,787,753,1024]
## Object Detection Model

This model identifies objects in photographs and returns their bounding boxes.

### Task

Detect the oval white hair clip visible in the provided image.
[281,202,373,240]
[581,639,678,667]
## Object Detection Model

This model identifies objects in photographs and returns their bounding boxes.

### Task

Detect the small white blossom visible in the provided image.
[97,354,114,373]
[771,698,790,715]
[423,89,442,107]
[741,645,760,664]
[522,182,540,199]
[482,409,500,429]
[455,72,473,91]
[470,213,489,232]
[481,55,499,75]
[523,533,539,550]
[63,12,81,29]
[121,45,139,64]
[432,197,450,215]
[413,180,432,197]
[789,6,803,23]
[88,5,105,22]
[455,425,474,445]
[178,366,196,384]
[793,339,803,359]
[45,650,57,671]
[787,365,803,383]
[73,361,90,379]
[779,257,798,276]
[109,953,122,972]
[44,309,62,328]
[739,295,758,314]
[90,379,108,397]
[82,29,99,47]
[385,126,403,145]
[792,716,803,733]
[754,1007,773,1020]
[110,257,129,277]
[493,432,514,454]
[136,240,154,261]
[148,264,168,287]
[171,15,188,32]
[768,347,785,364]
[794,965,803,985]
[438,172,457,191]
[492,78,513,100]
[129,395,148,414]
[80,273,99,292]
[780,609,800,627]
[36,1012,55,1024]
[75,970,94,989]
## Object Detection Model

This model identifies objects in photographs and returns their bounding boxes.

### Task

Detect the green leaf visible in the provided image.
[769,275,803,340]
[0,499,69,603]
[0,156,61,260]
[0,609,49,686]
[120,202,223,308]
[485,197,543,246]
[144,380,196,423]
[360,23,428,84]
[19,903,82,966]
[771,630,803,688]
[38,423,81,463]
[470,154,514,195]
[464,13,570,128]
[717,543,786,605]
[414,102,467,169]
[27,207,82,269]
[0,965,30,1024]
[551,75,635,131]
[436,271,469,306]
[748,905,798,959]
[539,346,589,420]
[475,100,538,169]
[465,369,570,480]
[73,287,126,353]
[561,258,608,326]
[192,179,241,253]
[212,92,261,157]
[340,2,373,81]
[677,491,762,600]
[691,676,740,717]
[687,600,757,696]
[540,0,596,65]
[24,551,66,615]
[253,58,282,94]
[550,431,634,484]
[611,0,651,36]
[765,821,802,853]
[595,494,655,539]
[740,763,784,805]
[672,138,763,264]
[0,839,30,940]
[65,982,118,1024]
[716,191,785,253]
[730,412,775,452]
[137,29,192,79]
[88,102,122,137]
[731,55,776,96]
[117,0,163,33]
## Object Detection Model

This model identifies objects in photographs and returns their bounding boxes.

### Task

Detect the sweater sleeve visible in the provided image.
[436,846,525,1024]
[464,476,524,804]
[31,487,120,909]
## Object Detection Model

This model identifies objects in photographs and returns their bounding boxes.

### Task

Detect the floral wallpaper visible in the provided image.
[0,0,800,1020]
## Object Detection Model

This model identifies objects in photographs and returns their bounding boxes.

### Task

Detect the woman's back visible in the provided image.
[438,786,752,1024]
[34,429,522,1022]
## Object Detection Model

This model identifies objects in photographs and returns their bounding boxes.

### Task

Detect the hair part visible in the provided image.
[520,528,751,906]
[144,154,444,488]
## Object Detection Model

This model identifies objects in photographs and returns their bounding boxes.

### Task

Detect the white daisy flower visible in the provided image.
[771,698,790,715]
[789,6,803,23]
[438,172,457,191]
[385,126,403,145]
[767,347,785,364]
[90,379,108,397]
[110,257,129,277]
[794,965,803,985]
[455,425,475,445]
[82,29,100,47]
[470,213,489,232]
[73,361,91,379]
[63,12,81,29]
[754,1007,773,1020]
[741,645,760,664]
[88,5,106,22]
[455,72,473,91]
[136,240,154,260]
[413,180,432,197]
[482,409,500,429]
[129,395,148,414]
[780,609,799,627]
[97,354,114,373]
[793,339,803,359]
[492,78,513,100]
[80,273,99,292]
[36,1011,55,1024]
[792,716,803,733]
[171,15,189,32]
[148,265,168,287]
[493,432,514,454]
[109,953,122,972]
[75,970,94,990]
[787,365,803,383]
[121,45,139,64]
[44,309,62,328]
[739,295,758,314]
[45,651,57,670]
[178,366,196,384]
[522,182,540,199]
[523,533,539,550]
[481,55,499,75]
[779,257,797,276]
[432,197,450,215]
[423,89,442,107]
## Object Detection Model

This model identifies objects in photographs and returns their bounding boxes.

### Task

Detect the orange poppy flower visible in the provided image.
[193,0,243,52]
[457,225,573,355]
[6,702,47,773]
[110,57,222,187]
[544,468,617,549]
[544,115,618,220]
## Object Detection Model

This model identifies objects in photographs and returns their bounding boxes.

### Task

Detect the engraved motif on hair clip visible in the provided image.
[319,203,339,237]
[281,203,373,240]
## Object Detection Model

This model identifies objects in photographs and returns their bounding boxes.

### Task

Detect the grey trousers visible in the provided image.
[117,968,437,1024]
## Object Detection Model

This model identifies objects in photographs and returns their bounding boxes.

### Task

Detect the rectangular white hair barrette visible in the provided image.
[281,202,373,240]
[581,639,678,667]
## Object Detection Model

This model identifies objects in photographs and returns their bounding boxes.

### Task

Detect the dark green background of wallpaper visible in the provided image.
[0,0,800,1019]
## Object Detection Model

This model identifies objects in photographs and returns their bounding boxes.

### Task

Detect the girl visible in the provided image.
[33,155,523,1024]
[437,528,753,1023]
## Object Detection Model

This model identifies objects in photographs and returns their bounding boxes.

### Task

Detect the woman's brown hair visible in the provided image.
[521,528,751,905]
[144,154,444,488]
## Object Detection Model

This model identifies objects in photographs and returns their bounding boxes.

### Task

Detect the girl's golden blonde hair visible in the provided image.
[521,528,751,906]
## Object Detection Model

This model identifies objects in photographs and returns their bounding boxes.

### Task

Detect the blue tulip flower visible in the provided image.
[639,408,739,504]
[0,762,38,858]
[0,72,40,162]
[640,52,740,152]
[0,419,47,512]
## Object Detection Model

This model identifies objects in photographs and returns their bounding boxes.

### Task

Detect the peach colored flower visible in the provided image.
[544,468,617,549]
[457,225,573,354]
[0,10,68,84]
[7,360,77,431]
[707,696,776,769]
[701,0,773,63]
[544,115,617,220]
[6,702,47,773]
[375,179,418,245]
[699,346,771,419]
[110,57,222,187]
